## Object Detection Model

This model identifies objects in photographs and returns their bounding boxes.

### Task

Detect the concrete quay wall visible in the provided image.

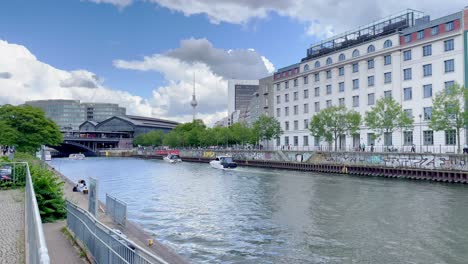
[179,149,468,171]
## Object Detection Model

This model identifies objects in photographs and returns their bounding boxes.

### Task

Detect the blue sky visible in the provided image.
[0,0,464,124]
[0,0,313,98]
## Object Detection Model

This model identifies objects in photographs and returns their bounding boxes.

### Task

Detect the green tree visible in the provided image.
[309,106,361,151]
[0,120,18,146]
[364,97,413,147]
[429,83,467,153]
[0,105,63,152]
[162,130,181,147]
[252,115,283,148]
[229,122,254,145]
[133,130,165,146]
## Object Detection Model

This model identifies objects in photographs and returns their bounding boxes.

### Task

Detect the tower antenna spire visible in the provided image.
[190,72,198,121]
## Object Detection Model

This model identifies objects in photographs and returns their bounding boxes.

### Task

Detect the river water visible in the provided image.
[50,157,468,264]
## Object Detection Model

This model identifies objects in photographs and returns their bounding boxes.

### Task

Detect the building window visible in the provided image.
[294,105,298,115]
[315,73,319,82]
[367,45,375,53]
[383,39,392,48]
[285,81,289,89]
[326,100,332,108]
[304,89,309,99]
[326,85,332,94]
[445,21,454,31]
[423,107,432,120]
[404,87,412,100]
[368,76,374,87]
[444,81,455,91]
[423,64,432,77]
[314,102,320,112]
[444,59,455,73]
[423,84,432,98]
[339,82,344,92]
[384,90,392,98]
[404,34,411,43]
[303,64,309,72]
[288,70,292,76]
[367,133,375,146]
[326,70,332,79]
[294,79,298,87]
[339,98,345,106]
[314,137,320,146]
[294,120,299,130]
[352,96,359,107]
[276,83,280,91]
[384,55,391,65]
[422,45,432,56]
[403,50,412,61]
[403,131,413,146]
[303,135,309,146]
[352,49,360,58]
[285,93,289,102]
[384,72,392,83]
[284,136,289,145]
[384,132,392,146]
[285,121,289,131]
[304,103,309,114]
[314,87,320,97]
[276,137,280,146]
[304,119,309,129]
[403,68,412,80]
[338,67,344,76]
[315,61,320,68]
[339,53,345,61]
[431,26,439,36]
[326,57,332,65]
[352,63,359,73]
[368,93,375,105]
[293,91,298,101]
[303,75,309,84]
[444,39,454,51]
[276,108,280,117]
[276,95,280,104]
[423,130,434,145]
[404,109,413,119]
[417,30,424,40]
[353,79,359,90]
[445,130,456,145]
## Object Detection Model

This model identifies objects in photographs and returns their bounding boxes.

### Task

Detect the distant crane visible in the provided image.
[190,73,198,121]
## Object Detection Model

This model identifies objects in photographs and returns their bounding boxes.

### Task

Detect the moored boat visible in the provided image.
[209,156,237,170]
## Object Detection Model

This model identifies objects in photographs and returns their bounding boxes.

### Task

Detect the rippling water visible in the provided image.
[50,157,468,264]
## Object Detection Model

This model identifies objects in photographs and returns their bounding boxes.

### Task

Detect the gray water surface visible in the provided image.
[50,157,468,264]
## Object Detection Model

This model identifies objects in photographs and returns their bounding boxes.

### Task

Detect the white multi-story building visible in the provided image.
[273,8,468,152]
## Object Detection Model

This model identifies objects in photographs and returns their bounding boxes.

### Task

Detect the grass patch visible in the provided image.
[61,226,91,263]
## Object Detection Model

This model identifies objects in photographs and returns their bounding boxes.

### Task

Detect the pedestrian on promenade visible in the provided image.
[411,144,416,153]
[361,143,365,152]
[370,144,374,152]
[463,144,468,154]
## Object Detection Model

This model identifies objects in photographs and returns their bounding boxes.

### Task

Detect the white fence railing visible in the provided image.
[106,193,127,227]
[66,200,168,264]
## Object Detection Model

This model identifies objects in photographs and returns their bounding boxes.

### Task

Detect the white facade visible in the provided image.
[273,10,466,152]
[227,79,259,117]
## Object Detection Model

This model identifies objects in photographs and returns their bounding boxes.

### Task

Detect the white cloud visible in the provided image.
[261,56,275,74]
[86,0,468,38]
[85,0,132,8]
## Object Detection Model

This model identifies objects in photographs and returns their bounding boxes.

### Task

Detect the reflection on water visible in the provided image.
[50,157,468,264]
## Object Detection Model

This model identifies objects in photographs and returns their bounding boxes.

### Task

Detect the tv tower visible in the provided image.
[190,73,198,121]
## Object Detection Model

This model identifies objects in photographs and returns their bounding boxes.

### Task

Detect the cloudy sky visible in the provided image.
[0,0,465,125]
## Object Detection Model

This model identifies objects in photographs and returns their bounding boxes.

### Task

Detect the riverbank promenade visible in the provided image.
[0,189,24,264]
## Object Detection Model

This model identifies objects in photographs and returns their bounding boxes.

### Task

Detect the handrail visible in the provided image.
[23,162,50,264]
[66,200,169,264]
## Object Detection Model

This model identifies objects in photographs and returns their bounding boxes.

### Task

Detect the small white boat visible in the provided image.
[69,153,85,160]
[36,151,52,161]
[163,154,182,163]
[209,156,237,170]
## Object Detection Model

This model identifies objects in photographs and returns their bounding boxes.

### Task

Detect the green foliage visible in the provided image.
[309,106,361,150]
[430,83,467,153]
[14,153,66,222]
[133,130,165,146]
[364,97,413,145]
[0,105,63,153]
[252,115,283,146]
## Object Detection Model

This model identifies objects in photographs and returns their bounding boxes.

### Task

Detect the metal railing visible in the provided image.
[66,201,168,264]
[24,162,51,264]
[0,162,27,186]
[106,193,127,227]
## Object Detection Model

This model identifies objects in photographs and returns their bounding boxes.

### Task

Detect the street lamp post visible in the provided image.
[419,114,422,153]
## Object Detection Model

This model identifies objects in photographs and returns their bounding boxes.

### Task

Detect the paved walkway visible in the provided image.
[43,221,86,264]
[0,189,24,264]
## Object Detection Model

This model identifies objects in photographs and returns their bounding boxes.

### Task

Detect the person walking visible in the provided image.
[411,144,416,153]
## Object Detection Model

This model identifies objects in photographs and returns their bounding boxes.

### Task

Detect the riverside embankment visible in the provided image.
[128,149,468,183]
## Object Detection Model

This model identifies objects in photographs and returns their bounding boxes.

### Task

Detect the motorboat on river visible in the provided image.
[69,153,85,160]
[163,154,182,163]
[209,156,237,170]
